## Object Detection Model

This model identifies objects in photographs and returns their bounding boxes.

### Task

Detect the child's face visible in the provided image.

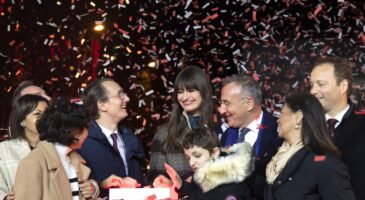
[183,146,214,172]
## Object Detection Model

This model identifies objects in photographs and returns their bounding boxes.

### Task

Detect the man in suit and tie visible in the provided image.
[218,74,282,200]
[310,57,365,200]
[78,78,145,198]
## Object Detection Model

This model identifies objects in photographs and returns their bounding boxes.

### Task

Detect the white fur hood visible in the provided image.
[193,142,254,192]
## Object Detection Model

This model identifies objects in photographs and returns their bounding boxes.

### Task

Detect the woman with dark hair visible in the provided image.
[265,93,355,200]
[13,97,99,200]
[0,94,48,200]
[148,65,214,183]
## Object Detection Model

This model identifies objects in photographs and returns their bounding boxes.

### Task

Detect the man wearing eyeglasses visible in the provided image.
[78,78,145,198]
[217,74,282,200]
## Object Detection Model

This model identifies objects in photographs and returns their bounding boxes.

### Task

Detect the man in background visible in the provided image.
[11,80,51,107]
[310,57,365,200]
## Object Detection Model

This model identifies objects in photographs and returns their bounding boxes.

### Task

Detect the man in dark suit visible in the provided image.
[78,78,145,198]
[310,57,365,200]
[218,74,282,200]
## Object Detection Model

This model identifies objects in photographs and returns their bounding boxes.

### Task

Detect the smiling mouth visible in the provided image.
[183,101,194,105]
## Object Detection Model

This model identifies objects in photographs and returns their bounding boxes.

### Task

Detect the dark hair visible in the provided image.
[37,97,89,146]
[314,57,354,97]
[82,78,114,119]
[11,81,35,107]
[285,93,339,155]
[182,127,220,154]
[222,74,262,104]
[8,94,49,139]
[163,66,213,152]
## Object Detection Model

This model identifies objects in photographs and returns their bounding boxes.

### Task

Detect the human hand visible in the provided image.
[164,163,182,189]
[5,191,15,200]
[79,180,94,199]
[152,175,173,188]
[100,175,141,189]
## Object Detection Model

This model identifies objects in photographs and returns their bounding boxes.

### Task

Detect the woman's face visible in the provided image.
[23,101,48,137]
[70,128,89,150]
[177,87,203,116]
[277,104,296,140]
[183,146,214,172]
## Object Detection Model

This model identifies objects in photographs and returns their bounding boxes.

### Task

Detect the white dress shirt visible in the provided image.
[325,104,350,128]
[239,110,263,147]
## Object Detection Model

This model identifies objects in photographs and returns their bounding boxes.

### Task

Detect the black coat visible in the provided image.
[264,148,355,200]
[332,105,365,200]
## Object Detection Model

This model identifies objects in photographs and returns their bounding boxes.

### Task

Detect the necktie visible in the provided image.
[327,118,338,138]
[111,133,120,154]
[237,128,251,143]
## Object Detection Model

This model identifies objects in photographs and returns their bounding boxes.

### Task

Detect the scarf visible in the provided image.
[266,140,303,184]
[188,114,201,130]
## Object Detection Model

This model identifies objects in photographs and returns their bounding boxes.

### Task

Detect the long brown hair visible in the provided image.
[163,65,213,153]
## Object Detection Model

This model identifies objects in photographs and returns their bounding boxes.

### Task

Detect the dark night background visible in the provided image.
[1,0,364,158]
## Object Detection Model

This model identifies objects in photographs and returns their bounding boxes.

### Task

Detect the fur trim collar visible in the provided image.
[193,143,254,192]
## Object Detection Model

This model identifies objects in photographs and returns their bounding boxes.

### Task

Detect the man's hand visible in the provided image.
[100,175,141,189]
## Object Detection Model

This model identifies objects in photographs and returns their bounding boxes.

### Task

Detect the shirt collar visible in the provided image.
[325,104,350,123]
[98,123,118,138]
[240,110,263,134]
[54,143,72,160]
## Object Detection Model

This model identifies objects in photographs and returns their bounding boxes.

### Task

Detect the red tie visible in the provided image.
[111,133,120,154]
[327,118,338,138]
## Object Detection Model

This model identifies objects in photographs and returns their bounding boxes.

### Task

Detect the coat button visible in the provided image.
[278,180,282,184]
[288,177,292,181]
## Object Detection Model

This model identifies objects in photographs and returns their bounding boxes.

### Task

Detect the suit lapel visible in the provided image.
[255,111,277,157]
[89,120,118,153]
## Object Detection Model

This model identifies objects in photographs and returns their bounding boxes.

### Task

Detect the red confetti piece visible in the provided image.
[252,10,257,22]
[314,155,326,162]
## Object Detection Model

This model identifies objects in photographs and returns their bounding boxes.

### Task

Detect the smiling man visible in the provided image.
[78,78,145,198]
[217,74,282,200]
[310,57,365,200]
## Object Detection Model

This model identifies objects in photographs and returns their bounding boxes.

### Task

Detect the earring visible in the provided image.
[295,124,299,129]
[20,121,25,127]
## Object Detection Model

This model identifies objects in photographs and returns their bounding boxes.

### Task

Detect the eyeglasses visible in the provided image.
[108,92,127,100]
[219,97,250,108]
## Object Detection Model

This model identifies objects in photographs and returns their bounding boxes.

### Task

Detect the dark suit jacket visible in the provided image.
[333,105,365,200]
[216,110,283,200]
[264,148,355,200]
[78,120,145,197]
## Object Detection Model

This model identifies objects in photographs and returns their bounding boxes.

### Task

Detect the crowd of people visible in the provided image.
[0,57,364,200]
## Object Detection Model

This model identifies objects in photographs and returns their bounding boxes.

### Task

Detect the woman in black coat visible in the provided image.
[265,93,355,200]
